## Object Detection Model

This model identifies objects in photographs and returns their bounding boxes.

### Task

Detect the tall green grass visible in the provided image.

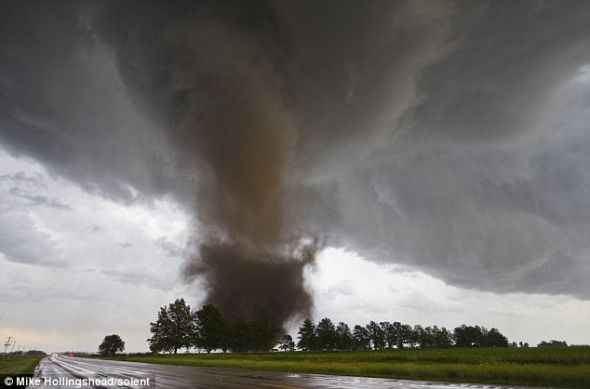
[109,347,590,388]
[120,357,590,387]
[0,355,44,374]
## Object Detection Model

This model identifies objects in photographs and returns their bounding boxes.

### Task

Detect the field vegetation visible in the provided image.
[107,346,590,388]
[0,355,44,374]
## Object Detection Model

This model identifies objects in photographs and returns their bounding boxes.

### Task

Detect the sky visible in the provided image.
[1,0,590,352]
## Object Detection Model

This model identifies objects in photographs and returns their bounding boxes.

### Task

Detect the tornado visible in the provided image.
[85,0,448,325]
[181,76,318,323]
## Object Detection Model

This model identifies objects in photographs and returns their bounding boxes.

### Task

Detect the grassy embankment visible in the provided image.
[107,347,590,388]
[0,355,44,374]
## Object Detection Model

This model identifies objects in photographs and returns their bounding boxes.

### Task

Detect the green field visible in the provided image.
[0,355,44,374]
[108,347,590,388]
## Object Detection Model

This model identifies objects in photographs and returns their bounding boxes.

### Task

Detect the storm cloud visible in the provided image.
[1,0,590,316]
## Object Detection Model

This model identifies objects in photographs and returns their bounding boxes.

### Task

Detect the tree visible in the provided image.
[434,327,453,348]
[392,322,403,348]
[454,325,485,347]
[401,324,414,348]
[484,328,509,347]
[148,298,194,354]
[453,325,509,348]
[413,325,426,348]
[366,321,385,350]
[250,316,281,352]
[316,318,337,350]
[335,322,353,350]
[230,317,251,353]
[193,304,228,353]
[98,334,125,356]
[352,325,370,350]
[297,319,317,351]
[419,326,437,348]
[380,322,396,349]
[538,340,568,348]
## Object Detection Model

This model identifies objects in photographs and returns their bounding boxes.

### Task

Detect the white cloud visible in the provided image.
[306,247,590,346]
[0,148,192,352]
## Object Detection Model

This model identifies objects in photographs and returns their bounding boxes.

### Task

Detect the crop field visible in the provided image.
[109,347,590,388]
[0,355,44,374]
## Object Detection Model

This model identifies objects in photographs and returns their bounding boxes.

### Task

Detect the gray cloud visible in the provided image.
[0,171,46,188]
[156,236,184,258]
[0,1,192,205]
[329,102,590,298]
[9,187,71,210]
[102,267,172,291]
[1,170,70,209]
[413,1,590,141]
[0,211,66,267]
[1,0,590,301]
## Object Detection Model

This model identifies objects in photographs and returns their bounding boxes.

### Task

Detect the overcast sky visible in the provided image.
[1,0,590,352]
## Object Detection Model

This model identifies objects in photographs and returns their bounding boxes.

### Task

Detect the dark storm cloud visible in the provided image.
[1,0,590,303]
[329,137,590,298]
[0,1,190,205]
[327,66,590,298]
[412,1,590,141]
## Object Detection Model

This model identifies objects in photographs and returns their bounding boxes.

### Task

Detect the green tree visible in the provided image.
[297,318,317,351]
[401,324,414,348]
[454,325,486,347]
[193,304,228,353]
[98,334,125,356]
[434,326,453,348]
[484,328,509,347]
[380,321,396,349]
[413,324,426,348]
[316,317,337,350]
[352,324,370,350]
[148,298,194,354]
[421,326,437,348]
[392,322,403,348]
[366,321,385,350]
[335,322,353,350]
[230,317,251,353]
[250,316,281,352]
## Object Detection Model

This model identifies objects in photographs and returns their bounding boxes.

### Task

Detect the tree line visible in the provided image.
[147,299,510,353]
[147,299,282,354]
[538,340,568,348]
[0,350,45,358]
[296,319,509,351]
